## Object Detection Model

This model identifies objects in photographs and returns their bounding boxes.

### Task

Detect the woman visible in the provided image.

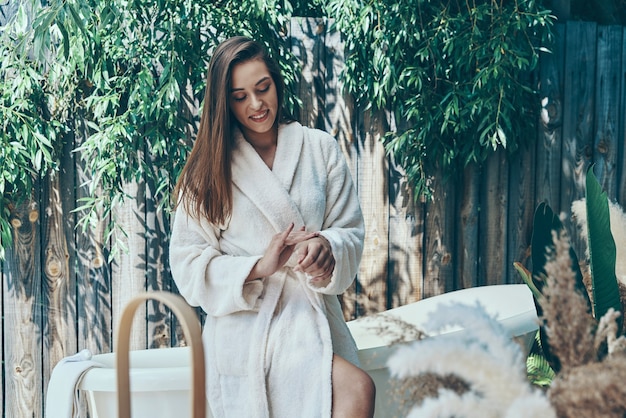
[170,36,375,418]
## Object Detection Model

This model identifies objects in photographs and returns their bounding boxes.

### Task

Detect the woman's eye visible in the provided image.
[232,95,246,102]
[258,85,270,93]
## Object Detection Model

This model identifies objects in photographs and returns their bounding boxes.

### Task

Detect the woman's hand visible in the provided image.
[294,234,335,285]
[246,224,316,282]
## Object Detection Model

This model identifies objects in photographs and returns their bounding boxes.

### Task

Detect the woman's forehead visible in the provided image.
[230,59,271,89]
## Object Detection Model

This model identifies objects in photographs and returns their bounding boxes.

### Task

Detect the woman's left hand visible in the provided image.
[294,235,335,284]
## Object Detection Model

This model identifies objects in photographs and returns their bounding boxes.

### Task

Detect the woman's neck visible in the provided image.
[243,124,278,169]
[242,123,278,149]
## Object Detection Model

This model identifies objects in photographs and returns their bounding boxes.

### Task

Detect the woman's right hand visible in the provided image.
[246,224,316,281]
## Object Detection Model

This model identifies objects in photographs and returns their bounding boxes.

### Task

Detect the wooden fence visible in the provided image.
[2,16,626,417]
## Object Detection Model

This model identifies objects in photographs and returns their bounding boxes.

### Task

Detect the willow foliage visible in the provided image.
[328,0,555,198]
[0,0,299,258]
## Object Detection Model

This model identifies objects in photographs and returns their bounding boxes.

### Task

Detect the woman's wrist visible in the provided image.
[245,258,265,282]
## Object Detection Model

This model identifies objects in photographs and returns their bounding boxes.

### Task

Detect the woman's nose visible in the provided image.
[250,94,263,109]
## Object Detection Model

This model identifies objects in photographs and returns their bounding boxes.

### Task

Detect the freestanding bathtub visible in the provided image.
[78,284,538,418]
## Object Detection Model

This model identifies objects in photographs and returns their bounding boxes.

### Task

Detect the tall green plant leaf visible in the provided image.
[525,202,590,373]
[585,166,621,323]
[530,202,586,301]
[513,262,541,300]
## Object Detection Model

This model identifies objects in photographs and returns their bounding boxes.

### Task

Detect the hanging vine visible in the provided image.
[0,0,299,258]
[328,0,555,198]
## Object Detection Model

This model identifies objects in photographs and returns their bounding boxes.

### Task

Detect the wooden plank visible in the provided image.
[76,220,112,351]
[423,169,456,297]
[354,108,389,316]
[388,156,424,306]
[593,25,622,198]
[536,23,565,211]
[41,168,78,400]
[4,199,43,418]
[323,20,352,147]
[290,17,325,129]
[384,101,424,306]
[322,22,369,317]
[111,181,147,351]
[561,21,597,256]
[560,22,594,209]
[145,178,172,348]
[535,20,571,213]
[478,150,509,286]
[507,140,537,283]
[73,116,112,415]
[74,116,112,357]
[170,77,202,348]
[457,163,480,289]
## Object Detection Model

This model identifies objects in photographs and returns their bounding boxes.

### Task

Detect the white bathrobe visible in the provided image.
[170,121,365,418]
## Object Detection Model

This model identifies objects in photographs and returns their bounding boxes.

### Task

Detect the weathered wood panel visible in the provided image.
[423,169,455,297]
[479,149,510,286]
[388,154,424,307]
[593,25,623,196]
[560,21,594,216]
[354,108,390,316]
[41,163,77,400]
[75,116,112,356]
[457,163,481,289]
[290,17,326,128]
[4,199,43,418]
[321,22,369,315]
[144,179,174,348]
[111,182,147,351]
[561,21,597,260]
[506,142,537,283]
[536,23,565,210]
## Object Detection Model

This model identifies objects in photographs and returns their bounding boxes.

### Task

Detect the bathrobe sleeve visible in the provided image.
[169,205,264,317]
[307,133,365,295]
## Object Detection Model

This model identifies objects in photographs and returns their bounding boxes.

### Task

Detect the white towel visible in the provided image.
[45,349,104,418]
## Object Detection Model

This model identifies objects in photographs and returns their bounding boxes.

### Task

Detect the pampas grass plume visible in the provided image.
[387,303,555,417]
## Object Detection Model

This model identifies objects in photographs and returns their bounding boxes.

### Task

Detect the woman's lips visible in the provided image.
[250,110,269,122]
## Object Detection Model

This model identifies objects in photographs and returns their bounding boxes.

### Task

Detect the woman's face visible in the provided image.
[229,59,279,144]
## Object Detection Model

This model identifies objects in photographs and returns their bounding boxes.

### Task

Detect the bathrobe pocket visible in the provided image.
[214,310,258,376]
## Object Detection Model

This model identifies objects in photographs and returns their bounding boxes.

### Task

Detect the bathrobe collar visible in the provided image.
[231,122,305,232]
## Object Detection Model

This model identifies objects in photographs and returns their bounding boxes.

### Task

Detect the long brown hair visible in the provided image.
[174,36,288,224]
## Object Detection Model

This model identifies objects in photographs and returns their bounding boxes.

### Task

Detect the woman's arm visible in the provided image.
[304,135,365,295]
[169,205,264,316]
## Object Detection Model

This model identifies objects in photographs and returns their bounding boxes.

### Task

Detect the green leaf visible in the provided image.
[57,20,71,60]
[514,261,541,300]
[526,331,555,388]
[15,3,29,34]
[529,201,588,374]
[585,166,622,323]
[530,202,586,302]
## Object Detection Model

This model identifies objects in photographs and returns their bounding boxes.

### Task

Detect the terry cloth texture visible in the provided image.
[45,349,103,418]
[170,122,364,418]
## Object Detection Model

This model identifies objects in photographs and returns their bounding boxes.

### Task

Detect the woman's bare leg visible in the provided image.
[331,354,376,418]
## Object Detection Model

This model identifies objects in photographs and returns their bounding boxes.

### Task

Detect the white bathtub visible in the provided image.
[78,284,538,418]
[346,284,538,418]
[78,347,209,418]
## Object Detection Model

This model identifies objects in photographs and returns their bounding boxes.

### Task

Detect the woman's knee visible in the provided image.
[353,367,376,402]
[332,354,376,416]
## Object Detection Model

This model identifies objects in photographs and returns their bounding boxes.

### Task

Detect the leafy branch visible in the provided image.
[0,0,300,259]
[328,0,555,198]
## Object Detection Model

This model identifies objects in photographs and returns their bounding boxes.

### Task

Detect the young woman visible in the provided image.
[170,36,375,418]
